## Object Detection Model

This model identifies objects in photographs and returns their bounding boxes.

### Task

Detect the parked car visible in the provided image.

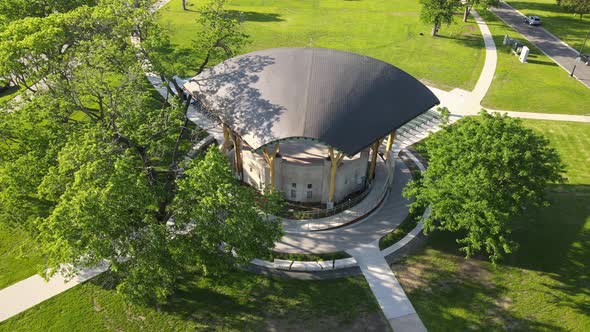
[524,16,541,26]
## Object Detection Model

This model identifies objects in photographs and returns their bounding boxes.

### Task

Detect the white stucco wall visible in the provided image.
[229,142,371,205]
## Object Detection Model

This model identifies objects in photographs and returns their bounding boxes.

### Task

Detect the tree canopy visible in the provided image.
[462,0,499,22]
[558,0,590,19]
[0,0,282,303]
[404,110,565,262]
[419,0,459,36]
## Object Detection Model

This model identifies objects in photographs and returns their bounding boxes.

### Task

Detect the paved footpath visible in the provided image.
[348,242,426,332]
[0,263,108,322]
[274,159,412,254]
[429,10,590,123]
[491,1,590,88]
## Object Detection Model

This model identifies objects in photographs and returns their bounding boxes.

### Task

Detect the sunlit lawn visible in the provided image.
[480,10,590,115]
[0,225,43,289]
[157,0,485,91]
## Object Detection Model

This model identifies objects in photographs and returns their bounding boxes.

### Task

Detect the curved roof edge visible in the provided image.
[185,47,440,156]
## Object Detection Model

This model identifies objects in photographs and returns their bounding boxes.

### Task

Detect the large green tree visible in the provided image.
[560,0,590,19]
[0,0,282,303]
[404,110,565,262]
[419,0,459,36]
[0,0,96,22]
[462,0,499,22]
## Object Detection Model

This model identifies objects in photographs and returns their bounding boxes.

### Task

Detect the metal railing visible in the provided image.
[284,184,374,220]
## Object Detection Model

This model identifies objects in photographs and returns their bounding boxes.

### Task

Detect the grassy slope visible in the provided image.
[0,225,43,289]
[157,0,485,91]
[396,120,590,331]
[0,272,387,331]
[505,0,590,51]
[480,10,590,115]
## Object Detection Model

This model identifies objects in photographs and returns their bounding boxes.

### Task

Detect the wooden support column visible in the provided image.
[367,138,383,181]
[328,147,345,204]
[221,123,231,153]
[229,130,243,179]
[262,143,280,191]
[385,130,397,160]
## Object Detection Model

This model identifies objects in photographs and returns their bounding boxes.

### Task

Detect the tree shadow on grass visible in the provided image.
[395,245,567,331]
[525,58,558,66]
[507,1,575,15]
[227,10,284,22]
[409,185,590,326]
[434,32,485,51]
[506,186,590,317]
[155,270,388,331]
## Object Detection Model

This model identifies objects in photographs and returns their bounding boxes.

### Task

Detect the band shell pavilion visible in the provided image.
[184,48,439,209]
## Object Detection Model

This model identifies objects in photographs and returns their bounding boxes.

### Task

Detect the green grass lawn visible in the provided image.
[157,0,485,91]
[480,10,590,115]
[395,119,590,331]
[0,271,388,331]
[0,224,44,289]
[505,0,590,51]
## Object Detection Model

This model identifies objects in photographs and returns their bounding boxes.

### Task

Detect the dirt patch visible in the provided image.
[392,261,430,293]
[265,311,389,332]
[458,258,493,289]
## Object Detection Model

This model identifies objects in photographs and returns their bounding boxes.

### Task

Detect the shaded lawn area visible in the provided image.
[0,86,21,104]
[0,224,43,289]
[0,271,388,331]
[480,10,590,115]
[505,0,590,51]
[157,0,485,91]
[394,120,590,331]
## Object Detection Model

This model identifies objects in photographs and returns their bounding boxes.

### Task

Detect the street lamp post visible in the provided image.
[570,28,590,77]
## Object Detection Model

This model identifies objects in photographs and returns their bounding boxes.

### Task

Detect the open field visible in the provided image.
[396,119,590,331]
[480,10,590,115]
[157,0,485,91]
[505,0,590,51]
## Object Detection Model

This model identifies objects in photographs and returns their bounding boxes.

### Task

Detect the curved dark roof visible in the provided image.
[184,48,439,156]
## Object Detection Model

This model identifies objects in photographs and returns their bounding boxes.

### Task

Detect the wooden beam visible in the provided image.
[221,123,231,153]
[328,147,345,203]
[367,138,383,180]
[229,131,243,179]
[385,130,397,160]
[262,143,280,191]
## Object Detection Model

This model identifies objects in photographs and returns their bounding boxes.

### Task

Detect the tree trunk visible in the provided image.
[431,24,438,36]
[463,6,471,22]
[182,0,187,11]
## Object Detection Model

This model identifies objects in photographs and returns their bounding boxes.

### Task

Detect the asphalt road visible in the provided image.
[492,2,590,88]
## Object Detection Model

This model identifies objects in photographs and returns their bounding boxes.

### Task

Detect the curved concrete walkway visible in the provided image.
[275,159,411,254]
[428,9,590,123]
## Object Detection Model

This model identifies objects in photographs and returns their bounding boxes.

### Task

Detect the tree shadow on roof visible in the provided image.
[189,54,286,146]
